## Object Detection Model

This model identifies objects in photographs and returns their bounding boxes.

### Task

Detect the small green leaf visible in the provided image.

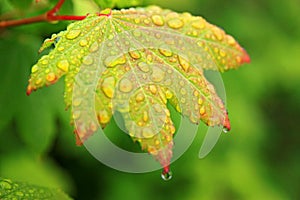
[0,177,72,200]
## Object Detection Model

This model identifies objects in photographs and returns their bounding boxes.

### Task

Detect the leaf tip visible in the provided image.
[26,85,34,96]
[223,113,231,132]
[241,49,251,64]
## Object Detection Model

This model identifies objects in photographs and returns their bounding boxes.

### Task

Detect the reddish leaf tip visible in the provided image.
[241,50,251,64]
[26,86,33,96]
[163,166,170,174]
[223,114,231,132]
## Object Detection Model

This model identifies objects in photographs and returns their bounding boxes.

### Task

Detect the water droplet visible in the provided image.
[167,18,184,29]
[31,65,38,73]
[161,169,172,181]
[220,50,226,57]
[119,78,133,93]
[165,90,173,99]
[46,72,56,82]
[151,67,165,83]
[89,41,99,52]
[57,60,69,72]
[133,29,142,37]
[98,110,110,124]
[101,76,115,98]
[82,55,94,65]
[198,98,203,105]
[104,55,126,68]
[159,47,173,57]
[142,127,154,138]
[143,111,149,122]
[192,18,206,29]
[129,49,141,59]
[180,88,187,95]
[199,106,206,115]
[108,34,114,40]
[66,29,81,40]
[35,78,42,85]
[178,56,190,72]
[0,179,12,190]
[57,46,65,51]
[135,92,145,102]
[73,98,82,106]
[41,59,48,65]
[223,127,229,133]
[151,15,164,26]
[149,85,157,94]
[213,28,224,41]
[137,62,150,72]
[227,35,236,45]
[79,39,88,47]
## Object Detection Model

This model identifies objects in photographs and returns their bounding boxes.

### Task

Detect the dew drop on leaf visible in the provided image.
[66,29,81,40]
[167,18,184,29]
[151,15,165,26]
[57,60,69,72]
[119,78,133,93]
[0,179,12,190]
[82,55,94,65]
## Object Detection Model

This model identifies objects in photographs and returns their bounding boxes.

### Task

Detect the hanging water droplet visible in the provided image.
[161,169,172,181]
[66,29,81,40]
[167,18,184,29]
[223,127,230,133]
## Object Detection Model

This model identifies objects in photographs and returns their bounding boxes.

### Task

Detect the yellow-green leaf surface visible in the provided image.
[0,178,72,200]
[27,6,250,171]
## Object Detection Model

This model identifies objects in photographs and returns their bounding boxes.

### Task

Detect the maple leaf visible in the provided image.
[27,6,250,174]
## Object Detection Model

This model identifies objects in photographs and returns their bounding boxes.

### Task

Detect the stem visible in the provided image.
[0,0,87,28]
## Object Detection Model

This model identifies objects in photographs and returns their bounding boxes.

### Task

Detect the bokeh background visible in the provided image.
[1,0,299,199]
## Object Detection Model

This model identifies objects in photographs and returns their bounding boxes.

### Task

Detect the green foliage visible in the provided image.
[0,177,72,200]
[0,0,299,200]
[7,0,33,9]
[93,0,143,9]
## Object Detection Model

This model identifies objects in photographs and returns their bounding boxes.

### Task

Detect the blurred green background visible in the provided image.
[1,0,299,199]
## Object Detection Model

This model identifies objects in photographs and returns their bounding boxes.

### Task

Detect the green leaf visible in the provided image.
[8,0,33,9]
[0,177,72,200]
[93,0,143,9]
[0,32,60,154]
[27,6,250,169]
